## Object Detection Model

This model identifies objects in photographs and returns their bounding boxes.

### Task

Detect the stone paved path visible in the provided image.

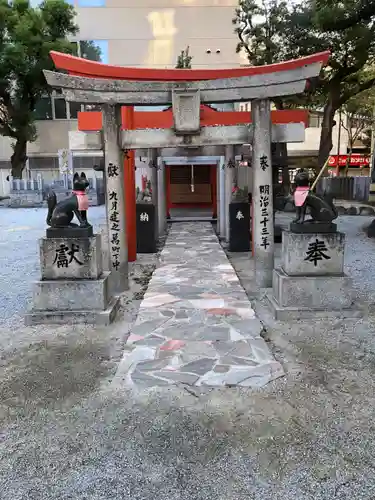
[112,223,284,388]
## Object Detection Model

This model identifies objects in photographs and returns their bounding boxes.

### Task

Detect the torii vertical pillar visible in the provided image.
[216,160,221,232]
[102,104,128,293]
[123,106,137,262]
[225,145,235,242]
[219,156,226,238]
[148,148,159,241]
[252,99,274,287]
[158,159,167,236]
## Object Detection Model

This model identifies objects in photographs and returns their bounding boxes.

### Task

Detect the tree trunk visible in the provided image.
[317,96,338,172]
[10,137,28,179]
[344,148,353,177]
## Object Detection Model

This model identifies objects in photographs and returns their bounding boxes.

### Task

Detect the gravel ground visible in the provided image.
[337,215,375,303]
[1,211,375,499]
[0,206,108,328]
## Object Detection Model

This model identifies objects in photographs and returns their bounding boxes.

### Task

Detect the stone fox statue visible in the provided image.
[46,172,91,228]
[293,169,338,224]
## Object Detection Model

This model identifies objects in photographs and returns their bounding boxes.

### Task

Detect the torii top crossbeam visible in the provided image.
[49,50,329,82]
[44,50,330,106]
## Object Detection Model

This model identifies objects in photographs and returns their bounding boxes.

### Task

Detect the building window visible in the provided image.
[77,0,105,6]
[78,40,108,64]
[84,104,101,111]
[34,93,84,121]
[236,102,251,112]
[34,96,53,120]
[54,98,68,119]
[308,112,323,128]
[69,102,84,119]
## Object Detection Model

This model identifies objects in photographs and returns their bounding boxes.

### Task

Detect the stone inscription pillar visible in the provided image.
[251,99,274,287]
[157,158,167,236]
[148,148,159,241]
[102,104,128,293]
[219,156,226,238]
[225,145,235,242]
[216,160,220,232]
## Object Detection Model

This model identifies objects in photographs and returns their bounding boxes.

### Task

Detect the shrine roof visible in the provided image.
[50,50,330,82]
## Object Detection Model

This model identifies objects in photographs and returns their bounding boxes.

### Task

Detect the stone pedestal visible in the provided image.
[46,225,93,239]
[148,148,159,242]
[224,145,234,242]
[268,230,361,320]
[25,235,120,326]
[229,202,250,252]
[281,231,345,276]
[158,160,167,236]
[219,157,226,239]
[136,203,157,253]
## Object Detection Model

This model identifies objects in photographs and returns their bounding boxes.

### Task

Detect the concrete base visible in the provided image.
[273,268,353,309]
[25,296,120,326]
[267,293,362,320]
[32,273,111,311]
[25,272,120,325]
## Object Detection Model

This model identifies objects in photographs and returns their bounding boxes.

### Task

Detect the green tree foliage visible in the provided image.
[176,46,192,69]
[0,0,77,177]
[233,0,375,169]
[233,0,298,190]
[79,40,102,62]
[233,0,316,110]
[313,0,375,31]
[339,91,374,174]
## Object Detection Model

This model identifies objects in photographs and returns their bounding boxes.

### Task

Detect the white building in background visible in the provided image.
[0,0,243,187]
[0,0,370,196]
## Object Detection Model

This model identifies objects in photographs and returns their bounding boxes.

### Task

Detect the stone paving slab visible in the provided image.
[112,223,284,388]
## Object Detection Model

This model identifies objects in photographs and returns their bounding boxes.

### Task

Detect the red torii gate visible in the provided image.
[76,105,309,262]
[47,50,328,272]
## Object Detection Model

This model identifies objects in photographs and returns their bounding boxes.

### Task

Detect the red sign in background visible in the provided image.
[328,154,370,167]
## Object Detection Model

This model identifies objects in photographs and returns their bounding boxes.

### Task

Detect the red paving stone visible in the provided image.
[160,339,186,351]
[207,308,237,316]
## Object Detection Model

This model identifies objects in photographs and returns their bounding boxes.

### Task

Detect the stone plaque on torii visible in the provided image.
[43,50,329,289]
